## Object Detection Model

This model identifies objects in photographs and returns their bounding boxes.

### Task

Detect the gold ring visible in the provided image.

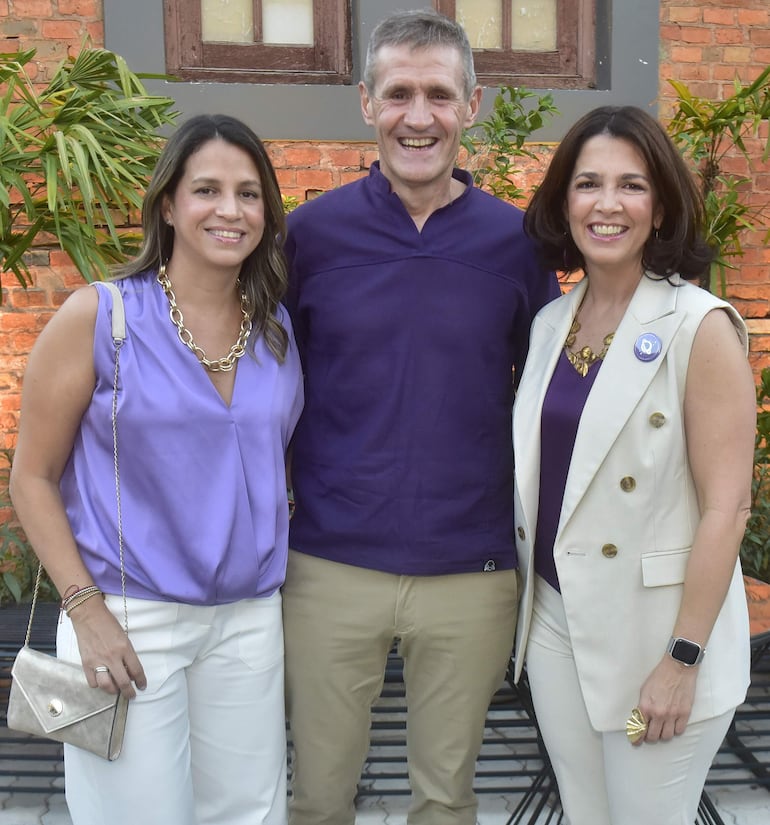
[625,707,647,743]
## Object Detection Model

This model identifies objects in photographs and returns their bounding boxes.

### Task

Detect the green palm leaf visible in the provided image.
[0,47,177,300]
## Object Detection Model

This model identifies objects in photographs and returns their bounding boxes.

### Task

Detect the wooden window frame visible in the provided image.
[164,0,352,84]
[434,0,596,90]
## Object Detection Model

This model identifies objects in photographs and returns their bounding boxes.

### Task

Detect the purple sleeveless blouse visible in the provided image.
[59,273,304,605]
[534,350,601,591]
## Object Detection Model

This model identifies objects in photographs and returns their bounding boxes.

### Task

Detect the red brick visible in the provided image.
[668,6,702,24]
[0,391,21,413]
[321,147,364,170]
[5,288,49,309]
[729,285,770,301]
[659,24,683,42]
[739,265,770,283]
[677,64,712,81]
[274,169,297,189]
[10,331,40,351]
[61,271,88,290]
[670,46,704,63]
[41,20,86,40]
[716,29,745,45]
[58,0,100,15]
[722,46,753,63]
[678,26,713,45]
[281,145,322,168]
[51,289,74,307]
[0,312,37,332]
[680,80,721,99]
[737,10,768,26]
[48,249,76,269]
[295,169,334,190]
[703,8,736,26]
[12,0,52,16]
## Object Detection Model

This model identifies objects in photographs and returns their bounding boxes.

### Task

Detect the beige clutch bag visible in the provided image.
[8,647,129,761]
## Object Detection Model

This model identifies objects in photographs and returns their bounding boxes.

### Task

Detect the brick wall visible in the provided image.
[657,0,770,377]
[1,0,769,450]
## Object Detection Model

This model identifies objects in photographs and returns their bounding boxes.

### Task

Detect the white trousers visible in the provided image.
[57,593,287,825]
[525,577,734,825]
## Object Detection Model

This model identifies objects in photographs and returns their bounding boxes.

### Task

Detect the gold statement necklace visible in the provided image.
[157,263,252,373]
[564,316,615,378]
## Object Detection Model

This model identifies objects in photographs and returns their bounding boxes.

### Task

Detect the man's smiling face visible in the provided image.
[359,44,481,198]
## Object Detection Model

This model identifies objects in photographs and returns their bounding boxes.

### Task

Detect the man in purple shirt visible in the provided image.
[283,10,559,825]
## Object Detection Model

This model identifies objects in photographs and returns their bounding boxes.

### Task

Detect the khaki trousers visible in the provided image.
[282,551,519,825]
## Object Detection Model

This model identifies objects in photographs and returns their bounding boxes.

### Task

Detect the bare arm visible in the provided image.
[10,286,146,697]
[638,307,755,742]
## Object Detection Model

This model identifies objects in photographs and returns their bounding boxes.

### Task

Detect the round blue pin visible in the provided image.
[634,332,662,362]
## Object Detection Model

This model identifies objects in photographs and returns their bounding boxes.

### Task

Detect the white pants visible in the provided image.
[57,593,287,825]
[525,577,734,825]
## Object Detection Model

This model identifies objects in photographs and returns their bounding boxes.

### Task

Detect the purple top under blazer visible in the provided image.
[60,274,304,605]
[285,163,559,576]
[534,351,600,591]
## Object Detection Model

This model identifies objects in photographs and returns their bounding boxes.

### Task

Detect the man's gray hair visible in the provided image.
[363,9,477,100]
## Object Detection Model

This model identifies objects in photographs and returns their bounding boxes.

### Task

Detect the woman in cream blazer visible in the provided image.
[512,106,755,825]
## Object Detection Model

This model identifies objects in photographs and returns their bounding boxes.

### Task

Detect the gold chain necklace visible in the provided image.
[564,317,615,378]
[157,263,252,373]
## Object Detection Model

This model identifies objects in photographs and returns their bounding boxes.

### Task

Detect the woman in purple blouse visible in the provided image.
[11,115,303,825]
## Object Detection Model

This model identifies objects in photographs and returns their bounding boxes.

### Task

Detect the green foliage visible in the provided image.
[666,66,770,294]
[0,450,58,606]
[461,86,559,204]
[282,194,300,213]
[741,368,770,584]
[0,46,178,300]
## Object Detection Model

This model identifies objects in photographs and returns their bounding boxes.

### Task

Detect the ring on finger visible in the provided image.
[94,665,110,674]
[625,707,647,744]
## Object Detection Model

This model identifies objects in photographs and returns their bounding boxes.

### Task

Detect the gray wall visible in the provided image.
[104,0,660,142]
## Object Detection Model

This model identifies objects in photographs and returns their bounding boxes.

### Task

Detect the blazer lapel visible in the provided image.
[557,275,686,535]
[513,280,588,536]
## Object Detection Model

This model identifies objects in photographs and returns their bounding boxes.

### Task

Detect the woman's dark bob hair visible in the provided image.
[523,105,714,280]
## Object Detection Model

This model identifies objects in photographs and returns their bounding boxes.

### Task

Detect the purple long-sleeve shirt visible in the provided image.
[285,163,559,576]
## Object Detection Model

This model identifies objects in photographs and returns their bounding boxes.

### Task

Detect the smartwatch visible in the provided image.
[667,636,705,667]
